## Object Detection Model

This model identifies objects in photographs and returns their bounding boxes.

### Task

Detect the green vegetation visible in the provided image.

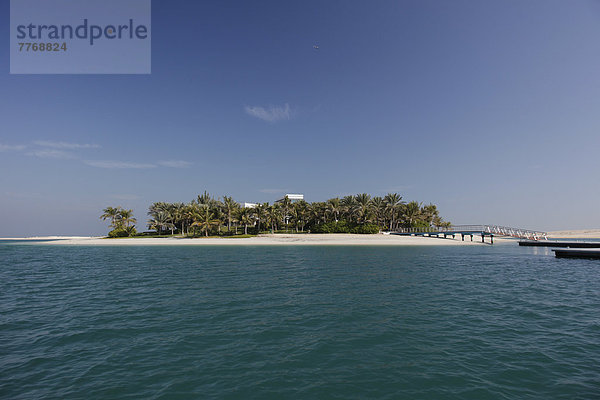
[100,206,137,237]
[222,234,256,239]
[101,192,450,238]
[311,221,380,234]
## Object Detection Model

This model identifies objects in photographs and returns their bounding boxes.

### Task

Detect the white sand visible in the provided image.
[3,233,512,246]
[1,236,95,240]
[547,229,600,239]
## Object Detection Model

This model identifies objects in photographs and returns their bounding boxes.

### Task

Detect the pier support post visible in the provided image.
[461,234,464,241]
[470,235,473,241]
[482,234,485,243]
[491,235,494,245]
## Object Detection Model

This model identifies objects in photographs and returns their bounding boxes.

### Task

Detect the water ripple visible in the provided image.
[1,243,599,399]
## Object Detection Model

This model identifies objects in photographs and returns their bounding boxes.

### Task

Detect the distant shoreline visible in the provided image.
[2,233,514,246]
[3,230,599,245]
[546,230,600,239]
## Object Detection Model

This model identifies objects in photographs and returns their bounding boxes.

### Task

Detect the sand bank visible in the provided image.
[547,230,600,239]
[3,233,513,246]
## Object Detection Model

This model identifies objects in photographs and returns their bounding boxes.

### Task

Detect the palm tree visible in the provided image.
[267,204,282,233]
[148,211,173,236]
[148,202,169,216]
[294,201,310,231]
[353,193,372,224]
[148,202,172,232]
[289,206,298,232]
[279,196,293,232]
[191,207,220,237]
[420,203,449,228]
[310,202,327,225]
[340,195,356,220]
[119,208,137,228]
[421,203,437,227]
[254,203,268,233]
[182,203,196,235]
[213,205,225,234]
[384,193,404,231]
[197,191,214,207]
[141,191,449,235]
[402,201,422,228]
[222,196,239,232]
[371,196,385,228]
[237,208,254,235]
[326,198,341,222]
[165,204,177,234]
[100,206,122,228]
[172,203,186,235]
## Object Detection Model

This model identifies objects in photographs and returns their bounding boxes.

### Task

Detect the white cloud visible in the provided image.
[245,103,292,122]
[34,140,100,149]
[158,160,193,168]
[27,149,75,159]
[84,160,156,169]
[0,143,26,152]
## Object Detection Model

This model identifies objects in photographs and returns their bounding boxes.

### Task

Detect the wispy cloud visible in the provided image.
[84,160,156,169]
[34,140,100,149]
[27,149,75,159]
[158,160,193,168]
[0,143,26,152]
[245,103,292,122]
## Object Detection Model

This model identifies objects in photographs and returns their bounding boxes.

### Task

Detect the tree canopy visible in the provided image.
[127,192,451,237]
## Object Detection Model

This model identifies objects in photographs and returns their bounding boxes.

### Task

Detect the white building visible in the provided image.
[276,194,304,203]
[242,202,258,208]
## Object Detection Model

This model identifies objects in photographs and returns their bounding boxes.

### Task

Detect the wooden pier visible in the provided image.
[553,249,600,259]
[392,225,547,244]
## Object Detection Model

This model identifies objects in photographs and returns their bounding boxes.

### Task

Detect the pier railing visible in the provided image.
[394,225,548,240]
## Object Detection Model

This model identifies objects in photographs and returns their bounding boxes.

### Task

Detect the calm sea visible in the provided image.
[1,242,599,399]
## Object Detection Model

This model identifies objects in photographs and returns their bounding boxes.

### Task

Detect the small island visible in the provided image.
[100,191,450,238]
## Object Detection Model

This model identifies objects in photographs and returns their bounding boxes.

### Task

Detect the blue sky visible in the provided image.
[1,0,600,236]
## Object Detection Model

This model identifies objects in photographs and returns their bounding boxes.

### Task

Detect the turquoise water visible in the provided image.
[1,243,599,399]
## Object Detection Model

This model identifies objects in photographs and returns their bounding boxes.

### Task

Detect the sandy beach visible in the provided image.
[6,230,598,245]
[547,230,600,239]
[2,233,514,246]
